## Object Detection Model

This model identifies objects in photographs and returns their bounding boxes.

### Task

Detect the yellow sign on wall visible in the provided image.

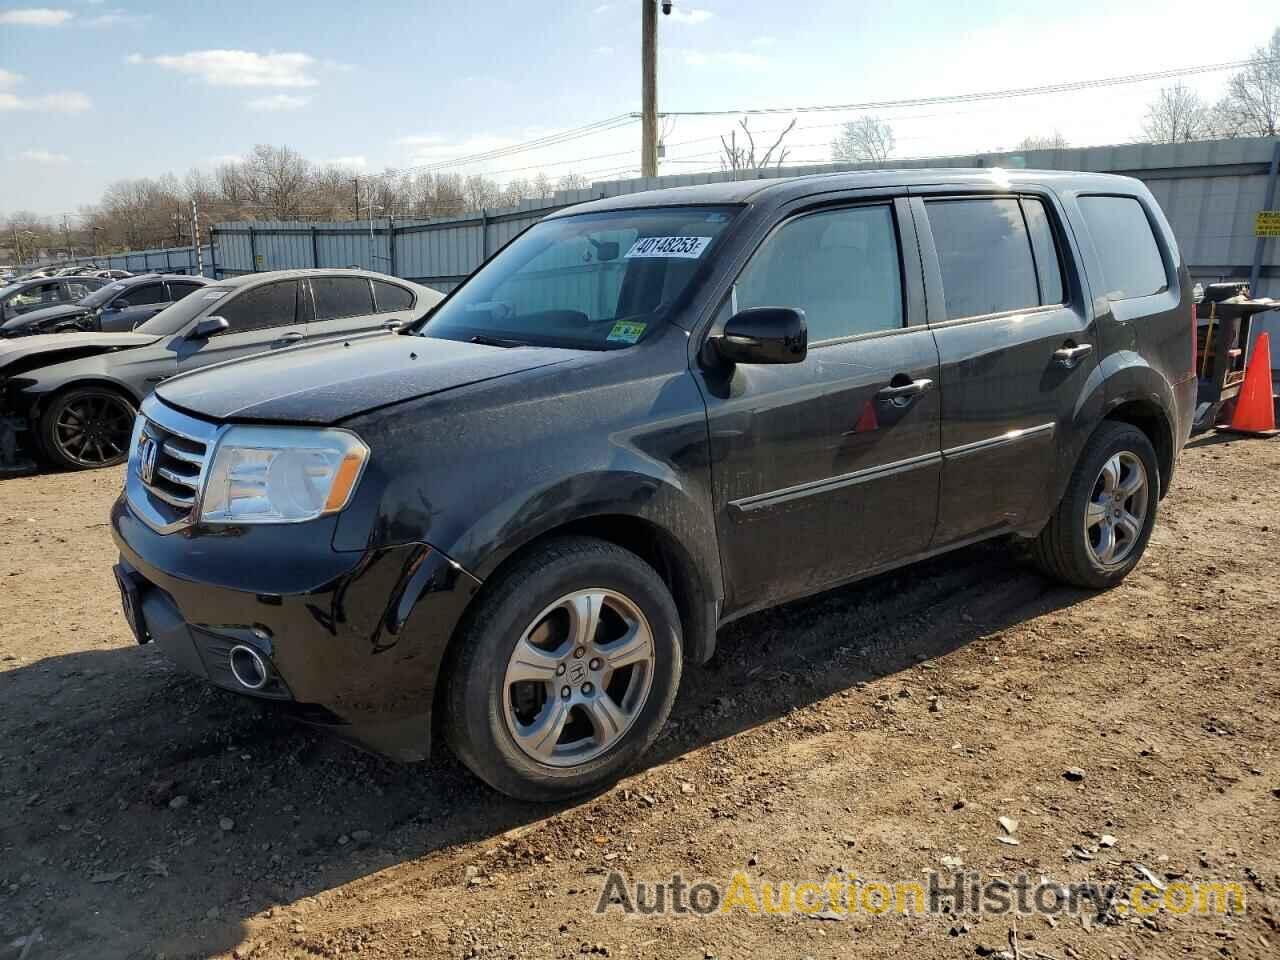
[1257,211,1280,237]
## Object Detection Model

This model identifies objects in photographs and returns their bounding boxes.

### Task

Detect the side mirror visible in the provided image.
[112,299,131,310]
[190,316,230,339]
[712,307,807,365]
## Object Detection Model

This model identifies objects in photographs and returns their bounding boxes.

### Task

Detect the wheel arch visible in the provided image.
[1102,397,1175,498]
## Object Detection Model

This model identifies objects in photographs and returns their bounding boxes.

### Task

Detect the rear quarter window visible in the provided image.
[1078,196,1168,300]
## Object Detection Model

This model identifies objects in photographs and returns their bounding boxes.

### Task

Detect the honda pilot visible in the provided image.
[110,170,1196,800]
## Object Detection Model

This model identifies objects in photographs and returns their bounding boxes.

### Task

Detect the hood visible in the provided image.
[155,334,584,424]
[0,303,90,337]
[0,330,160,374]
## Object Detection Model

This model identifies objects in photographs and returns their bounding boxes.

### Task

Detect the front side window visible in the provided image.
[134,287,230,336]
[733,205,904,342]
[424,206,738,350]
[926,198,1041,320]
[217,281,299,333]
[167,282,204,300]
[1078,195,1168,300]
[12,282,61,308]
[312,277,374,320]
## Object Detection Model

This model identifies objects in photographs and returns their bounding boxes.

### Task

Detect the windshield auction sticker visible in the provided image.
[624,236,712,259]
[607,321,647,344]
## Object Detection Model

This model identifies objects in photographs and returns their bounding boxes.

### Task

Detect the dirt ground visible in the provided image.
[1,434,1278,960]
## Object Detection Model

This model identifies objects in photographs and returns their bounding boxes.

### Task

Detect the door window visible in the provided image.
[166,282,204,301]
[925,198,1044,320]
[1022,198,1065,306]
[372,280,414,312]
[216,281,299,333]
[1078,195,1168,300]
[734,205,904,342]
[120,283,167,306]
[312,277,374,320]
[12,282,61,308]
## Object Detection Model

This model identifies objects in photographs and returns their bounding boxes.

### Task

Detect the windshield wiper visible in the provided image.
[470,334,530,348]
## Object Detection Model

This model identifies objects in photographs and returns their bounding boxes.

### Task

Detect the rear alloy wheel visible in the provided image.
[1030,422,1159,589]
[39,387,136,470]
[444,536,682,801]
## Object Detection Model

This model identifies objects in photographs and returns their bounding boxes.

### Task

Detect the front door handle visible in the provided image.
[275,331,305,343]
[382,319,404,331]
[1053,343,1093,368]
[877,378,934,404]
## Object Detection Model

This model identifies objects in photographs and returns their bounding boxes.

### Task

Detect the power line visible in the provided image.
[400,114,640,174]
[657,57,1280,118]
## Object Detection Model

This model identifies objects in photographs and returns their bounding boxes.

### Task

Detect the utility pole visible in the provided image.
[92,226,101,258]
[641,0,659,178]
[191,198,204,276]
[352,178,361,220]
[62,214,72,260]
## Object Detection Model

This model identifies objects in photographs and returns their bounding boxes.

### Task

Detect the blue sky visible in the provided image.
[2,0,1278,218]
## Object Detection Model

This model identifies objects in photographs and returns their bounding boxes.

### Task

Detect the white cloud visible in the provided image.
[680,49,768,68]
[0,90,91,112]
[127,50,319,88]
[19,148,70,164]
[84,8,148,26]
[594,45,615,56]
[0,69,22,89]
[247,93,310,111]
[0,7,74,24]
[327,155,367,170]
[667,6,712,24]
[207,153,244,167]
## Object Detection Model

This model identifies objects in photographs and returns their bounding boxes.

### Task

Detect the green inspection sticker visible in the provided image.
[607,321,647,344]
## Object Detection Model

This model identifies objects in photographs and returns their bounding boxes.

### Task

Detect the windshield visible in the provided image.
[135,286,229,335]
[80,281,130,308]
[423,206,738,350]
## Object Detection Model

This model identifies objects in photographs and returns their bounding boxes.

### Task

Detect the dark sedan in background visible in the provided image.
[0,268,441,470]
[0,276,110,325]
[0,274,211,338]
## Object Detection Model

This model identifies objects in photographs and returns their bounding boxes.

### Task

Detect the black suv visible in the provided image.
[111,170,1196,800]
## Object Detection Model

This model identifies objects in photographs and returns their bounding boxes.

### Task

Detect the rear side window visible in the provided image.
[1078,196,1168,300]
[1022,198,1065,306]
[167,282,203,300]
[218,281,299,333]
[926,198,1041,319]
[312,277,374,320]
[734,205,904,342]
[122,283,167,306]
[372,280,414,312]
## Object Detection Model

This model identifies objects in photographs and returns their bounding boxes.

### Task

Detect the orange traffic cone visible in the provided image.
[1223,331,1278,437]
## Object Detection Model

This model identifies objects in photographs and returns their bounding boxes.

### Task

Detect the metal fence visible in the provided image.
[39,136,1280,308]
[34,243,213,277]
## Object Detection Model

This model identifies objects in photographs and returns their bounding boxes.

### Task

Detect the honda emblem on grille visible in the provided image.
[137,434,158,485]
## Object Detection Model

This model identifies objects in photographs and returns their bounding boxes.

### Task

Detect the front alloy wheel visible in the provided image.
[443,537,682,801]
[503,589,656,767]
[40,387,136,470]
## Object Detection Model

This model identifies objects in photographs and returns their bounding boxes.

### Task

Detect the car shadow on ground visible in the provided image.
[0,539,1091,959]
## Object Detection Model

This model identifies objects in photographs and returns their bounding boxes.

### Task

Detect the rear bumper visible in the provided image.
[110,494,481,760]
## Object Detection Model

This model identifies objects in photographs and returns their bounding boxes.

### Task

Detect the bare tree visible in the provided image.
[720,117,797,174]
[1016,131,1069,150]
[1142,83,1212,143]
[831,116,895,163]
[531,172,555,199]
[1217,28,1280,137]
[557,172,589,192]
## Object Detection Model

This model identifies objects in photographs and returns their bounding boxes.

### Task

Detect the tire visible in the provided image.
[442,536,683,802]
[1031,422,1159,589]
[38,386,137,471]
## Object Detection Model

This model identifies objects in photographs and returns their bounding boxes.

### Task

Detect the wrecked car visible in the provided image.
[0,274,211,338]
[0,269,441,471]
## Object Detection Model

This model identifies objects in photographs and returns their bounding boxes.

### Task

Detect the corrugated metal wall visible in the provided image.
[38,244,213,277]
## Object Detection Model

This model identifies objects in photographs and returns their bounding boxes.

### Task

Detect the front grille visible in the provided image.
[127,397,220,533]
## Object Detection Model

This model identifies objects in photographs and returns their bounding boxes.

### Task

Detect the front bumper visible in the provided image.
[111,493,481,760]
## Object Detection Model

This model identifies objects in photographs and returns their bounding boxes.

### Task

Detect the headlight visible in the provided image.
[199,425,369,524]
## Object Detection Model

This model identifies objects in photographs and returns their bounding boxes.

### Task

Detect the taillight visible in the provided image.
[1191,302,1198,377]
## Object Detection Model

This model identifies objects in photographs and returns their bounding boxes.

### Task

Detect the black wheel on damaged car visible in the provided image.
[39,386,137,470]
[1030,421,1159,589]
[443,536,683,802]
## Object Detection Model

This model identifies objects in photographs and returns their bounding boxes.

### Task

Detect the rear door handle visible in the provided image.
[877,378,934,404]
[276,331,305,343]
[1053,343,1093,368]
[382,318,404,331]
